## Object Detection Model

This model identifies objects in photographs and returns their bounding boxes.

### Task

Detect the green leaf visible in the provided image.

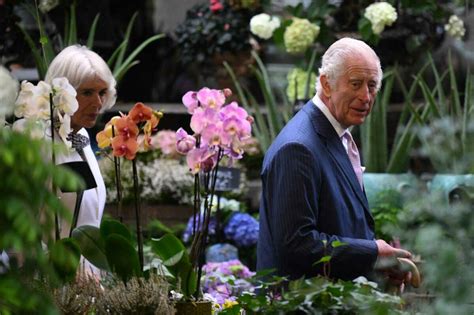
[105,234,142,281]
[331,240,347,248]
[313,255,331,266]
[71,225,110,271]
[49,238,81,282]
[150,233,187,267]
[100,218,132,242]
[86,13,101,49]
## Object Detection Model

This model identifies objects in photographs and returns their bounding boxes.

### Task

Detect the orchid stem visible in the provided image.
[132,158,143,269]
[111,126,123,223]
[49,93,60,241]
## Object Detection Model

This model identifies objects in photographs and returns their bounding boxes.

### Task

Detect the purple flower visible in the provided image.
[201,259,255,306]
[224,213,259,247]
[176,128,196,154]
[182,91,198,114]
[182,212,217,243]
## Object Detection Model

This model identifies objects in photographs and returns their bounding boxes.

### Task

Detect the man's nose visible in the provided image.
[359,85,370,103]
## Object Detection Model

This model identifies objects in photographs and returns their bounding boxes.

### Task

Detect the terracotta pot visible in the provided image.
[175,300,212,315]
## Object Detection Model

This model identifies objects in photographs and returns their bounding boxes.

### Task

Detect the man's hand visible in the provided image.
[375,239,414,290]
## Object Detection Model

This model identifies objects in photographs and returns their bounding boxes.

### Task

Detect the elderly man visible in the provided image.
[257,37,412,285]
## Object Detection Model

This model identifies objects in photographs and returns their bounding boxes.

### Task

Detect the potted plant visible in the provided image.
[152,86,253,314]
[175,0,261,88]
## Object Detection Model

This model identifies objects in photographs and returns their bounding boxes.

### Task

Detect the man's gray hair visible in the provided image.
[315,37,383,95]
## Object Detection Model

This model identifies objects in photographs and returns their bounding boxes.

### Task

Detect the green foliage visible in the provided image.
[221,272,404,314]
[225,51,294,152]
[49,238,81,283]
[18,1,163,82]
[396,192,473,314]
[0,129,83,314]
[71,219,142,281]
[175,2,254,66]
[370,189,405,241]
[415,54,474,173]
[151,233,197,298]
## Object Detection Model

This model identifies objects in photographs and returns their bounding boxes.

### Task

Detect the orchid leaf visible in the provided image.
[86,13,101,49]
[49,238,81,283]
[105,234,142,281]
[71,225,110,271]
[100,218,132,242]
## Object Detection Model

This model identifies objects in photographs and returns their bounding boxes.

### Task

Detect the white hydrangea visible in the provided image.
[364,2,397,35]
[445,15,465,40]
[250,13,281,40]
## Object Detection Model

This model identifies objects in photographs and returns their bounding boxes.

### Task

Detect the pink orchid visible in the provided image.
[219,101,248,121]
[197,87,225,110]
[201,122,230,147]
[190,107,219,134]
[223,116,251,139]
[182,91,199,114]
[176,128,196,154]
[186,147,217,174]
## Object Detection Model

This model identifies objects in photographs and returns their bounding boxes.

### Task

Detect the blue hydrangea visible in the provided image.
[182,212,217,243]
[224,212,259,247]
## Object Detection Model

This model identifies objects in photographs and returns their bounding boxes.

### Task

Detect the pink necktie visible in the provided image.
[343,131,363,189]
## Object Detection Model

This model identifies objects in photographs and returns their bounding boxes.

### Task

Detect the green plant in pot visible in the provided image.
[415,54,474,205]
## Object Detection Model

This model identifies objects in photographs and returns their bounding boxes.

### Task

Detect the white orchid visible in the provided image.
[13,77,78,147]
[52,77,78,115]
[0,66,19,128]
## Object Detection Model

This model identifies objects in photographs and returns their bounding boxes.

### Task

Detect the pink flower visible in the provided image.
[176,128,196,154]
[210,0,223,12]
[201,122,230,147]
[186,147,217,174]
[197,87,225,110]
[182,91,199,114]
[190,107,219,134]
[151,130,178,156]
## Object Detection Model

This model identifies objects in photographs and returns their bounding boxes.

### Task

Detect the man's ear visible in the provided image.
[320,75,331,98]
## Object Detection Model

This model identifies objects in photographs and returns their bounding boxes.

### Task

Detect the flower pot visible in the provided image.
[363,173,420,208]
[428,174,474,205]
[175,300,213,315]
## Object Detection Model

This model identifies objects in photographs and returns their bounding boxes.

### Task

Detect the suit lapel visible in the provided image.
[302,102,371,214]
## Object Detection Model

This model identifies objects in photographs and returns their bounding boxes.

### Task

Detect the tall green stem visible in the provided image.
[132,158,143,269]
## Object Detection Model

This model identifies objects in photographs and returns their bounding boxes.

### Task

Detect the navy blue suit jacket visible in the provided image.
[257,100,378,280]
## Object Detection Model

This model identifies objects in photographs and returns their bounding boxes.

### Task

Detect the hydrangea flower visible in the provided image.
[182,211,217,243]
[286,68,317,102]
[445,15,465,40]
[250,13,280,40]
[284,18,320,54]
[224,212,259,247]
[364,2,397,35]
[201,259,255,306]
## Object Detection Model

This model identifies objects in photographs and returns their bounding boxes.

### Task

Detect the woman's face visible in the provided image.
[71,77,108,131]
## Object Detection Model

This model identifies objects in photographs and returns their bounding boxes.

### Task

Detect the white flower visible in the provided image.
[445,15,465,40]
[12,118,48,140]
[57,113,73,148]
[353,276,378,288]
[38,0,60,13]
[0,66,19,119]
[250,13,281,40]
[364,2,397,35]
[15,81,51,120]
[52,77,78,115]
